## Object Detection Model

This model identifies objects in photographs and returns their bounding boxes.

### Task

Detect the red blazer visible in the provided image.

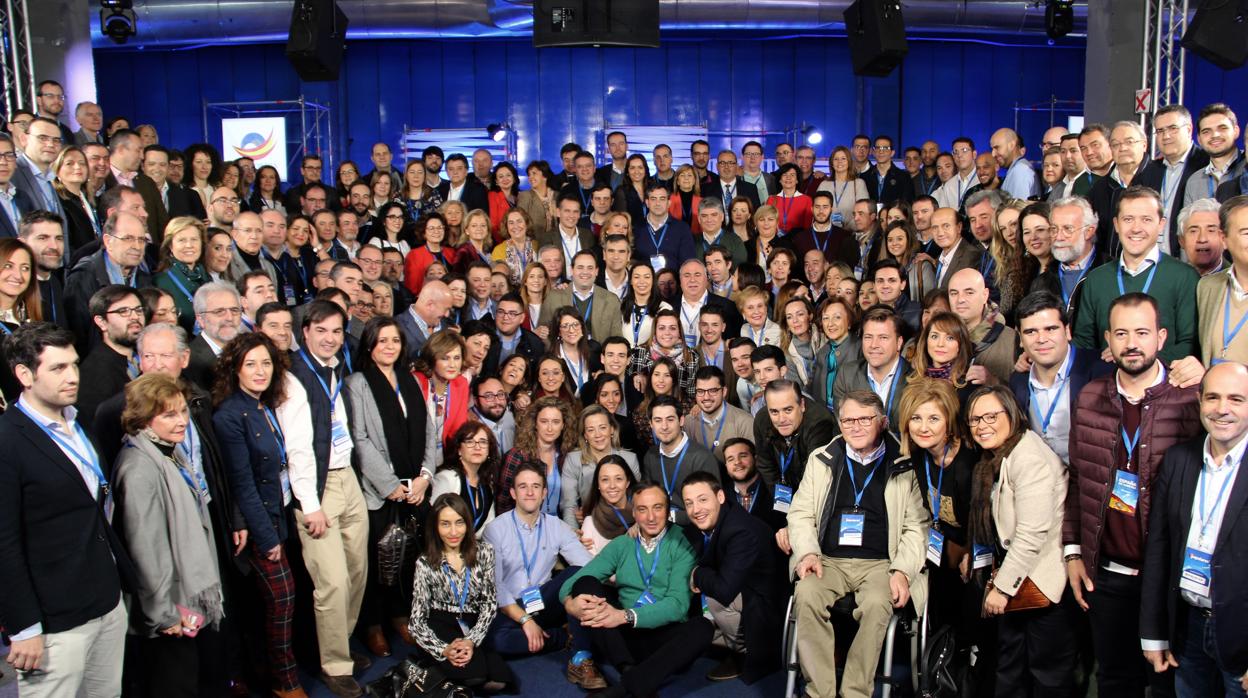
[487,190,513,243]
[414,372,471,452]
[668,194,703,234]
[403,244,460,295]
[767,193,813,234]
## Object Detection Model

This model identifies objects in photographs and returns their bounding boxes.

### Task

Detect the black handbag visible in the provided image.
[365,657,472,698]
[377,506,422,587]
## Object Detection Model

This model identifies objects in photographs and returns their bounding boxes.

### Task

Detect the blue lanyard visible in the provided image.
[1197,460,1241,543]
[700,407,727,449]
[777,195,794,231]
[866,364,902,418]
[875,171,886,201]
[1027,350,1073,435]
[443,562,472,613]
[544,457,562,516]
[466,481,487,528]
[847,455,884,509]
[701,342,723,370]
[647,221,670,252]
[564,352,586,393]
[612,506,629,528]
[702,229,724,256]
[659,440,689,496]
[298,350,343,417]
[824,342,840,410]
[1117,258,1158,296]
[577,293,594,325]
[631,306,648,345]
[0,322,11,335]
[15,401,107,491]
[560,232,580,272]
[778,446,795,484]
[1056,262,1089,307]
[166,270,195,304]
[1121,426,1141,466]
[747,324,765,345]
[511,511,544,586]
[925,444,949,523]
[633,535,664,594]
[832,181,849,208]
[811,227,830,254]
[1222,284,1248,356]
[261,406,287,465]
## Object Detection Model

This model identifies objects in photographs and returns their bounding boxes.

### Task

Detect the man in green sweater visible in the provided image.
[1073,185,1199,364]
[560,481,713,698]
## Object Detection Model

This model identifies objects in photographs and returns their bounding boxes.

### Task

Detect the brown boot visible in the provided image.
[319,672,363,698]
[364,625,391,657]
[271,686,309,698]
[566,657,608,690]
[391,616,417,645]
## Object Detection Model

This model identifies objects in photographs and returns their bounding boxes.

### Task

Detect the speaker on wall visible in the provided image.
[533,0,660,48]
[1181,0,1248,70]
[844,0,908,77]
[286,0,349,81]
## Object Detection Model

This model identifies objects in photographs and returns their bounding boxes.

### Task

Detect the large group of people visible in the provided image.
[0,78,1247,698]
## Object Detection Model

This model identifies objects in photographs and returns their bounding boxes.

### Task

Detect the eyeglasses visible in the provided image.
[462,438,491,449]
[716,160,736,167]
[212,197,242,206]
[353,301,375,311]
[839,415,878,428]
[384,214,405,220]
[106,232,145,246]
[140,351,181,363]
[1155,124,1186,136]
[873,146,894,152]
[694,388,723,397]
[968,409,1007,427]
[1110,138,1142,150]
[559,323,582,331]
[357,257,382,267]
[477,391,508,401]
[496,309,523,318]
[33,135,62,145]
[203,306,243,318]
[36,92,65,100]
[104,305,144,319]
[0,151,14,163]
[952,147,973,155]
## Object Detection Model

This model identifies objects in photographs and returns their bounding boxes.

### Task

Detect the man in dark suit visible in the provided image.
[138,145,193,246]
[680,471,786,684]
[676,258,742,344]
[931,207,983,290]
[832,306,910,429]
[492,293,545,365]
[283,155,328,214]
[560,151,599,225]
[1140,360,1248,696]
[17,210,68,327]
[436,153,488,214]
[1135,104,1210,258]
[185,281,244,393]
[395,279,452,360]
[0,133,36,238]
[701,151,761,212]
[75,284,144,425]
[0,322,130,696]
[860,136,915,206]
[594,130,629,190]
[63,212,152,352]
[12,117,64,218]
[539,250,623,344]
[722,437,787,532]
[102,130,166,246]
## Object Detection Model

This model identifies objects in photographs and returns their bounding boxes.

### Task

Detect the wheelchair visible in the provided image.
[781,589,929,698]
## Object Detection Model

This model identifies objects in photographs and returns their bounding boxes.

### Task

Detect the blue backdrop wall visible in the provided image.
[93,37,1247,177]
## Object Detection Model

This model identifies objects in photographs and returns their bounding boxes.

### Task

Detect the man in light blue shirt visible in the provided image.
[992,127,1040,200]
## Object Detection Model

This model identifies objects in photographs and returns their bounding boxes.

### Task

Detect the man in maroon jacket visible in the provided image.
[1066,292,1201,698]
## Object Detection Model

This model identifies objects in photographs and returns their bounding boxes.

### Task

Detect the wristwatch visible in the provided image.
[623,609,637,627]
[518,613,533,625]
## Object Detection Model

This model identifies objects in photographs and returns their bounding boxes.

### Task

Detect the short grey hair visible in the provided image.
[696,198,725,216]
[192,280,241,315]
[136,322,189,355]
[1050,196,1099,231]
[964,189,1003,213]
[1111,120,1148,142]
[1177,197,1222,235]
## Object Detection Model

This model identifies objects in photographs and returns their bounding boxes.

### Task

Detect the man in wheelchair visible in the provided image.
[787,389,930,698]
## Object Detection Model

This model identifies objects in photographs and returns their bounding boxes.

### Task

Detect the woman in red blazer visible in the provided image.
[486,162,520,242]
[668,164,703,234]
[413,329,471,461]
[403,212,459,296]
[766,163,813,234]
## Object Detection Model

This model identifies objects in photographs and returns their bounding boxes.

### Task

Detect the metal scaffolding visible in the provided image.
[1140,0,1189,151]
[203,97,334,182]
[0,0,34,116]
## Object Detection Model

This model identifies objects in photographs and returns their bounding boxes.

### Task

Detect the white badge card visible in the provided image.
[926,528,945,565]
[520,586,545,614]
[972,543,993,570]
[773,484,793,513]
[839,513,864,546]
[1179,547,1213,598]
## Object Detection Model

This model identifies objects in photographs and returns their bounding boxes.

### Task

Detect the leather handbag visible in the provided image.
[986,571,1051,612]
[377,507,422,587]
[365,657,472,698]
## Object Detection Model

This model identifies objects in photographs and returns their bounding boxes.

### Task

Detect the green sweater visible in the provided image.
[559,527,696,629]
[1072,253,1199,363]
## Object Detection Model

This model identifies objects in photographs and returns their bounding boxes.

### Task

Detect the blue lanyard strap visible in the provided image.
[777,446,795,484]
[466,481,487,528]
[1056,262,1089,307]
[511,511,544,586]
[1117,258,1158,296]
[925,445,949,523]
[1197,460,1241,543]
[866,365,902,418]
[659,440,689,496]
[647,222,670,251]
[298,350,343,416]
[700,406,727,449]
[1027,350,1073,435]
[633,535,664,593]
[15,401,107,490]
[631,306,648,345]
[612,506,629,528]
[1222,284,1248,356]
[846,455,884,509]
[1121,426,1141,465]
[443,562,472,613]
[261,406,287,464]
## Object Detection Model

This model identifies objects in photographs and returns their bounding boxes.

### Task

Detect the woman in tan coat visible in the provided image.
[965,385,1077,697]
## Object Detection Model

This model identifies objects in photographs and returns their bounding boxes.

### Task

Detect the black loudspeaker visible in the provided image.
[1181,0,1248,70]
[533,0,660,48]
[843,0,908,77]
[286,0,349,81]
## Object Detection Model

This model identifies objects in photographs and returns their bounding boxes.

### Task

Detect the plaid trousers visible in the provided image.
[251,545,299,691]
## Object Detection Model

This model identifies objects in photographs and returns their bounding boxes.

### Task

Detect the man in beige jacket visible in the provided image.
[787,389,930,698]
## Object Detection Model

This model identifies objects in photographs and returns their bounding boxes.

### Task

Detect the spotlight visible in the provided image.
[100,0,137,44]
[802,125,823,146]
[1045,0,1074,40]
[486,123,510,142]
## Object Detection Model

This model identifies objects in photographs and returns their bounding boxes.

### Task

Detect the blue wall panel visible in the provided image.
[91,37,1246,183]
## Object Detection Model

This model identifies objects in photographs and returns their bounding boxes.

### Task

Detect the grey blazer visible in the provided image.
[559,448,641,528]
[345,372,438,510]
[226,248,279,286]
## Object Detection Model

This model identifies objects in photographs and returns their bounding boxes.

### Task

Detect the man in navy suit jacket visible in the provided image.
[701,151,761,212]
[0,133,36,238]
[1140,361,1248,695]
[632,184,696,271]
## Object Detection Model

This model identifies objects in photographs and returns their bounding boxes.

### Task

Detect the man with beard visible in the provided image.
[1036,197,1099,317]
[721,437,786,531]
[964,152,1002,200]
[684,366,753,463]
[17,211,67,327]
[991,127,1039,200]
[470,375,517,454]
[185,281,244,392]
[76,285,145,422]
[1186,104,1244,206]
[912,140,941,198]
[947,268,1019,385]
[791,191,858,268]
[421,145,445,189]
[1066,292,1199,698]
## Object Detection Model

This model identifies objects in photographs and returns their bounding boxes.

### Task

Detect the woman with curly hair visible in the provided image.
[430,421,503,536]
[492,209,539,286]
[486,161,520,238]
[182,143,223,217]
[495,395,578,515]
[367,201,415,257]
[403,212,457,296]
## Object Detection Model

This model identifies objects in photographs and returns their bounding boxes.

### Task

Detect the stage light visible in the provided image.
[100,0,137,44]
[802,125,823,146]
[487,123,511,142]
[1045,0,1074,40]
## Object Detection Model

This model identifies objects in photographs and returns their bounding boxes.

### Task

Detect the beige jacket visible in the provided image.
[991,430,1068,603]
[787,434,931,612]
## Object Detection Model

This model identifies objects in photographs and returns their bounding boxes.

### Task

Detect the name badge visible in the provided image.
[279,468,292,506]
[831,212,844,226]
[1108,470,1139,517]
[701,594,711,619]
[773,484,793,513]
[1179,547,1213,598]
[926,528,945,566]
[972,543,993,570]
[457,618,472,636]
[520,586,545,614]
[853,265,865,281]
[668,506,677,523]
[635,590,657,607]
[331,417,351,450]
[283,284,297,306]
[650,254,667,272]
[839,513,864,547]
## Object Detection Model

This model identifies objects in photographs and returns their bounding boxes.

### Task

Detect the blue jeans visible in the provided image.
[1176,608,1247,698]
[487,566,588,656]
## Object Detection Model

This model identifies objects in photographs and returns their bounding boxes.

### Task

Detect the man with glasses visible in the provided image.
[493,292,545,366]
[1089,121,1150,259]
[1138,104,1210,256]
[379,247,414,313]
[558,152,599,224]
[283,154,326,213]
[703,151,761,212]
[65,212,151,349]
[861,135,914,207]
[684,366,754,463]
[774,142,794,169]
[470,374,517,459]
[13,117,64,216]
[7,109,33,149]
[185,281,244,392]
[787,389,929,698]
[208,185,241,229]
[34,79,74,145]
[1032,197,1100,318]
[0,133,36,238]
[934,137,979,212]
[227,211,279,292]
[740,140,776,201]
[75,284,146,422]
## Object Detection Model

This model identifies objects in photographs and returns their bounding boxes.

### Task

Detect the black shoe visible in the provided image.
[319,672,362,698]
[350,651,371,674]
[706,653,742,681]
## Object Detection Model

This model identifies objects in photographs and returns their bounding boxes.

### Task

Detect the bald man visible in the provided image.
[947,268,1019,383]
[991,127,1040,200]
[225,211,279,293]
[931,207,983,290]
[397,279,452,357]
